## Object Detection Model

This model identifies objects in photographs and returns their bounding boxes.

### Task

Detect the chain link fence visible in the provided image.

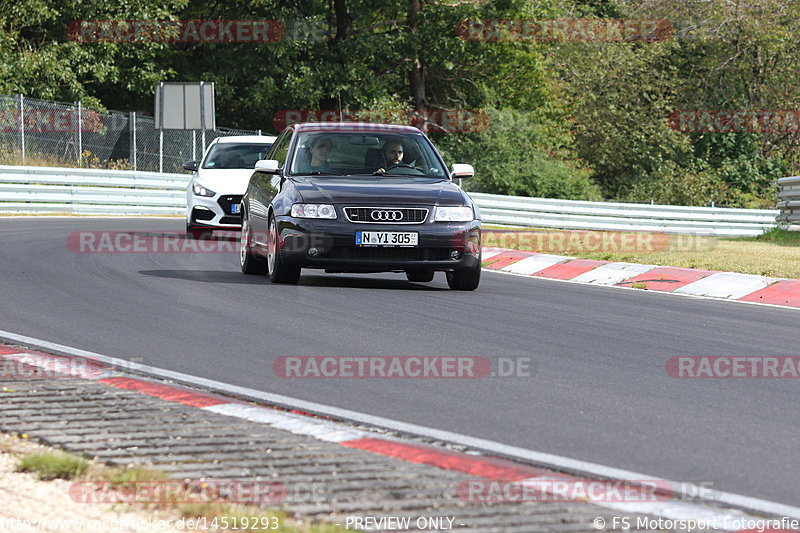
[0,94,261,173]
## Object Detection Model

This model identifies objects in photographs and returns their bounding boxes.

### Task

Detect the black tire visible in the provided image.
[446,259,481,291]
[406,269,435,282]
[267,215,301,284]
[186,225,211,240]
[240,216,267,275]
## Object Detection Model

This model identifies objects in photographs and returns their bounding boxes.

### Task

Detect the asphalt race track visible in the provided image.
[2,218,799,506]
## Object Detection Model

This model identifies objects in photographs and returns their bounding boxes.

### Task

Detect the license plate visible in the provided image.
[356,231,418,247]
[231,203,241,214]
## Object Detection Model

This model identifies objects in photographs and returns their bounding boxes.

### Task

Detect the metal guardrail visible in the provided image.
[471,192,779,236]
[0,165,189,215]
[0,165,782,235]
[777,176,800,228]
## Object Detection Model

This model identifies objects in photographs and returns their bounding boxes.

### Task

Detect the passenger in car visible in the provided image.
[298,136,333,173]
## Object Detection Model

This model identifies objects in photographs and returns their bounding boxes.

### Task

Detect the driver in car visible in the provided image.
[376,140,404,174]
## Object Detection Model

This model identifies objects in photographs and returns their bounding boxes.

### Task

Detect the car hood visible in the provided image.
[194,168,254,194]
[290,176,469,206]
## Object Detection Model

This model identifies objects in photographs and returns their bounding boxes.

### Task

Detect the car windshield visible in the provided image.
[202,142,273,169]
[289,132,447,178]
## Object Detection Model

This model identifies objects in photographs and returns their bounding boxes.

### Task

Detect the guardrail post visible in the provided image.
[76,101,83,166]
[130,112,137,171]
[18,94,25,163]
[159,129,163,173]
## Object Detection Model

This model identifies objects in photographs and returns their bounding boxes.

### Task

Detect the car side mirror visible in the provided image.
[255,159,280,174]
[451,164,474,179]
[182,160,198,172]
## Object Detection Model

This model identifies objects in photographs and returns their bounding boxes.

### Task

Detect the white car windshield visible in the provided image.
[202,143,273,169]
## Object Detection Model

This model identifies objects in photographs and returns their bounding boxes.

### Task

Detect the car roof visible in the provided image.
[213,135,278,143]
[293,122,423,134]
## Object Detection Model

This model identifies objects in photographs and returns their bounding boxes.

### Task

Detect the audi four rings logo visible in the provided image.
[371,210,403,221]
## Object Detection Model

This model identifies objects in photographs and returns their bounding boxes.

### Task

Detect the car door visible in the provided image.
[250,128,292,237]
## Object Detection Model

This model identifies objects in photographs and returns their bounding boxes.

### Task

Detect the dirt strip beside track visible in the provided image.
[0,375,664,533]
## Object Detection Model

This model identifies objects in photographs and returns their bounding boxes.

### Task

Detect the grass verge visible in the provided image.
[9,439,346,532]
[16,450,89,480]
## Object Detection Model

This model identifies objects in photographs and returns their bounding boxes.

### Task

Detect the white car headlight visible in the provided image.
[434,206,474,222]
[291,204,337,219]
[192,182,216,197]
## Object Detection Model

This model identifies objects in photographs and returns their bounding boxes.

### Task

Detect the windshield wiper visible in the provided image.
[309,171,347,176]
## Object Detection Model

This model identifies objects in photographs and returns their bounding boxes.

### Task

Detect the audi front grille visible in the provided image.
[344,207,429,224]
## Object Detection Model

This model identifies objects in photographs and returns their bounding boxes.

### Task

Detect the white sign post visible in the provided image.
[154,82,216,170]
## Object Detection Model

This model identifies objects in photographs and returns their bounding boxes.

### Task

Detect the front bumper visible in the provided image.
[186,192,243,230]
[274,216,481,272]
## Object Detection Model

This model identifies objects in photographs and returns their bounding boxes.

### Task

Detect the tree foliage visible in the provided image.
[0,0,184,108]
[548,0,798,206]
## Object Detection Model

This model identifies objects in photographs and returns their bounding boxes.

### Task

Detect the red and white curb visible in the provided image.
[482,248,800,309]
[1,331,798,532]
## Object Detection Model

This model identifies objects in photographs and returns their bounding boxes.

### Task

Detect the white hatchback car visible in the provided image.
[183,135,277,238]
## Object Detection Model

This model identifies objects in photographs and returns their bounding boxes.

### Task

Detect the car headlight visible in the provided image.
[291,204,337,219]
[192,182,216,197]
[434,206,474,222]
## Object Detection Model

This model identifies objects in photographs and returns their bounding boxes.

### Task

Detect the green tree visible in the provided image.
[0,0,184,108]
[548,0,799,206]
[438,108,601,200]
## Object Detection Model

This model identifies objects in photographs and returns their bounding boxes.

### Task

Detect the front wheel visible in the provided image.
[240,216,267,275]
[267,216,301,284]
[446,261,481,291]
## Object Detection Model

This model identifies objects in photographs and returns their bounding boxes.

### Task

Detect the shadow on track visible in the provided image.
[299,274,447,291]
[139,270,267,284]
[139,270,446,290]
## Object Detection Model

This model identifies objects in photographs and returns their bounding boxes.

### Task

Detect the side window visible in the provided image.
[267,129,292,169]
